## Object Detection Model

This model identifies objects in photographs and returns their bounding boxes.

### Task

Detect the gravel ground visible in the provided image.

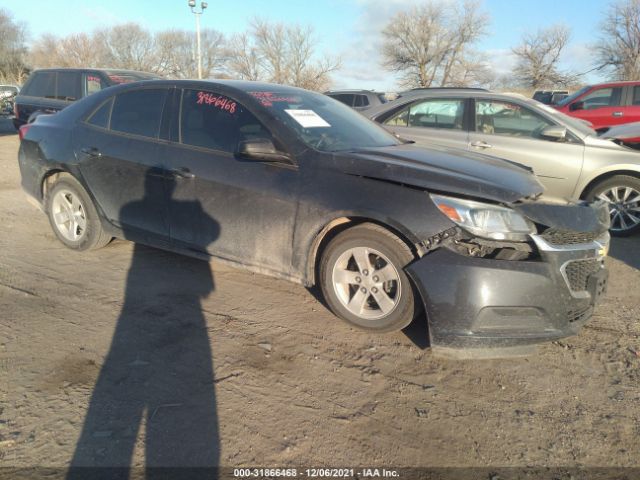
[1,117,639,473]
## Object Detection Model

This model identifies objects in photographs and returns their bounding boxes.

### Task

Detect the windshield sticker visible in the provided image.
[250,91,302,107]
[196,91,237,114]
[285,109,330,128]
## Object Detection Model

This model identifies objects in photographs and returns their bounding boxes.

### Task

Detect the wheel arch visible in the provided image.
[41,169,74,204]
[305,216,421,286]
[579,169,640,199]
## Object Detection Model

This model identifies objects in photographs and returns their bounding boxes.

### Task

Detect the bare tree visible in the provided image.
[227,19,341,91]
[227,32,262,81]
[512,25,575,89]
[30,33,105,69]
[381,0,489,88]
[0,9,28,84]
[596,0,640,80]
[96,23,156,72]
[29,23,227,78]
[155,28,226,78]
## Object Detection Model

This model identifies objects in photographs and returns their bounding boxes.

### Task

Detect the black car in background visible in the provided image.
[533,89,569,105]
[12,68,160,129]
[18,80,610,352]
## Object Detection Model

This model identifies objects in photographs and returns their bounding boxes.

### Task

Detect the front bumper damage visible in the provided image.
[406,201,610,351]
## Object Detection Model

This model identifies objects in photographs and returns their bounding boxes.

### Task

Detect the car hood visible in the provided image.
[332,144,544,204]
[599,121,640,142]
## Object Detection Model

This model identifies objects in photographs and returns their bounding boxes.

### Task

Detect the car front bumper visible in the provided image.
[406,232,609,349]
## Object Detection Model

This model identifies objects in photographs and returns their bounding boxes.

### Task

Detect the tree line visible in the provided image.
[2,0,640,91]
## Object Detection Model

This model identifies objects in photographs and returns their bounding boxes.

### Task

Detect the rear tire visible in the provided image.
[585,175,640,236]
[45,174,111,250]
[319,222,420,332]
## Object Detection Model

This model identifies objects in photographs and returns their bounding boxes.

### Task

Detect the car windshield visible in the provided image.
[556,86,590,107]
[248,88,401,152]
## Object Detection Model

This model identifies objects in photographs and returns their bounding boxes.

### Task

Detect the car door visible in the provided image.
[568,86,624,129]
[380,97,470,151]
[159,87,300,273]
[468,98,585,199]
[74,87,172,242]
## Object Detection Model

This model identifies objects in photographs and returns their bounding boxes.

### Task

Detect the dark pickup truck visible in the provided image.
[12,68,160,129]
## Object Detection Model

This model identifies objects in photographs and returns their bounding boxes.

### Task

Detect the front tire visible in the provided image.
[586,175,640,236]
[319,223,420,332]
[45,174,111,250]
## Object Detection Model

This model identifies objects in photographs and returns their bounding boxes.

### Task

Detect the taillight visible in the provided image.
[13,102,18,118]
[18,123,33,141]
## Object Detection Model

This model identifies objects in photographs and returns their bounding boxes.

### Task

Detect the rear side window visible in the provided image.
[84,74,106,96]
[87,98,113,129]
[581,87,622,109]
[23,72,56,98]
[180,89,272,154]
[330,94,355,107]
[110,89,168,138]
[385,99,465,130]
[354,95,369,107]
[56,72,80,101]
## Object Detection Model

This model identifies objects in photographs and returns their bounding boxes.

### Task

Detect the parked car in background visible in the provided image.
[533,90,569,105]
[0,84,20,98]
[554,81,640,131]
[18,79,610,350]
[12,68,160,129]
[366,89,640,235]
[0,84,19,116]
[324,89,388,111]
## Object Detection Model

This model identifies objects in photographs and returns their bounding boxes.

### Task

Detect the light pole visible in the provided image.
[188,0,208,79]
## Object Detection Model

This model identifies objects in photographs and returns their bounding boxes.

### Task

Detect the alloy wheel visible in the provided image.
[51,189,87,242]
[598,186,640,233]
[331,246,402,320]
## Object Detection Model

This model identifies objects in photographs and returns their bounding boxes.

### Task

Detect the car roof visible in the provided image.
[30,67,157,76]
[113,78,320,93]
[584,80,640,88]
[324,89,383,94]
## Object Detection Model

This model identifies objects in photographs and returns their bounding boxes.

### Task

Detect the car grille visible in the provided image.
[541,228,600,246]
[564,258,602,292]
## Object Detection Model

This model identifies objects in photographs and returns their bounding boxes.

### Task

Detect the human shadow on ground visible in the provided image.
[67,171,221,479]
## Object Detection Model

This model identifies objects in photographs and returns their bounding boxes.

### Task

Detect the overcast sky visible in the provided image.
[4,0,609,90]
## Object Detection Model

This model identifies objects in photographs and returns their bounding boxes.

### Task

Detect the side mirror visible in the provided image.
[540,125,567,141]
[569,101,584,112]
[237,138,292,164]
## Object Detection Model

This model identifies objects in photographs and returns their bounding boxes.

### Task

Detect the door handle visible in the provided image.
[470,140,492,149]
[80,147,101,157]
[612,111,624,117]
[170,167,195,179]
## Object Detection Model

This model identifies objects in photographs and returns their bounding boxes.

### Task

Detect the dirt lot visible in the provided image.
[1,116,639,472]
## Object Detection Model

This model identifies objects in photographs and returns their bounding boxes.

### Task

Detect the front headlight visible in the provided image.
[431,194,536,241]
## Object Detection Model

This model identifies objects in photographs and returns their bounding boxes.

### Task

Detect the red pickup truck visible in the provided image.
[554,81,640,131]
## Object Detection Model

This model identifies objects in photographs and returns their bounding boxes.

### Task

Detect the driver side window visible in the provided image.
[475,100,554,140]
[180,89,273,154]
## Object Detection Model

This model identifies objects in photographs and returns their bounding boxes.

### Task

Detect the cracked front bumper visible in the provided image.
[406,233,609,349]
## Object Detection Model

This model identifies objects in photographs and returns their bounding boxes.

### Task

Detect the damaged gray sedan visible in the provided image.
[18,80,610,351]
